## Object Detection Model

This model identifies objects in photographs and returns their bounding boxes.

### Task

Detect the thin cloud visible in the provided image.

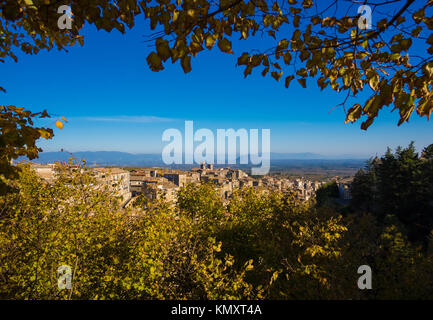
[75,115,175,123]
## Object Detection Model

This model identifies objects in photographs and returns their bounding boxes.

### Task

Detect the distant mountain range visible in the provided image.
[22,151,163,167]
[19,151,367,167]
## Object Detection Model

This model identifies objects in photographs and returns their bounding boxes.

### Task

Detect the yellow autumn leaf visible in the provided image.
[56,121,63,130]
[217,38,233,54]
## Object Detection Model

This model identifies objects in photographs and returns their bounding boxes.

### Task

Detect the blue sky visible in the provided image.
[1,8,433,158]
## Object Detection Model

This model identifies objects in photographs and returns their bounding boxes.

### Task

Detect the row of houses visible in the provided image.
[129,163,249,203]
[30,163,132,206]
[129,162,331,203]
[30,161,350,206]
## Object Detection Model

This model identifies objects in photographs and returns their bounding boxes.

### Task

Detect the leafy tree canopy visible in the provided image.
[0,106,53,194]
[2,0,433,128]
[350,142,433,242]
[3,164,433,299]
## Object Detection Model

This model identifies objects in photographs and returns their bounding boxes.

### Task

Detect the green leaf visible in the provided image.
[205,34,218,49]
[156,38,171,62]
[345,104,362,123]
[146,52,164,72]
[369,75,379,91]
[361,117,374,130]
[417,96,433,120]
[181,56,191,73]
[218,38,233,54]
[237,52,249,66]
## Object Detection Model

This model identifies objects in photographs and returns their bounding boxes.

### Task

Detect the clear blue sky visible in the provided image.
[1,9,432,158]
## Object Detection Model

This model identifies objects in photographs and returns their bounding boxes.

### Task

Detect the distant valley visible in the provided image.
[20,151,367,179]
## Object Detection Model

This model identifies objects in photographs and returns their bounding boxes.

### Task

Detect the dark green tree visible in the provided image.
[350,158,379,213]
[350,142,433,242]
[315,181,339,207]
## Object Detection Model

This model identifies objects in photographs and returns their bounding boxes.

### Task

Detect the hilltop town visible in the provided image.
[29,161,353,207]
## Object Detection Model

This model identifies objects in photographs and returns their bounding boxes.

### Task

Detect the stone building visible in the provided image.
[93,168,131,204]
[162,171,187,187]
[141,180,179,204]
[30,163,57,182]
[130,170,151,195]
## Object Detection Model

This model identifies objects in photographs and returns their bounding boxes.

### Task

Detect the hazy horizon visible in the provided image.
[2,10,433,158]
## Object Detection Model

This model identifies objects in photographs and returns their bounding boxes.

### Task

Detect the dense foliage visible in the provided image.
[315,181,339,207]
[1,157,433,299]
[0,165,254,299]
[0,106,53,195]
[351,142,433,242]
[2,0,433,127]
